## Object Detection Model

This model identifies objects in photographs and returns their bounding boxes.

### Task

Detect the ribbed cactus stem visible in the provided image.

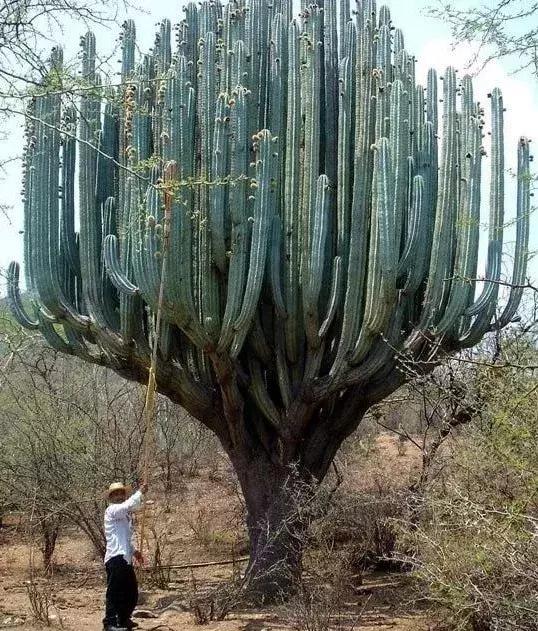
[496,137,531,329]
[8,0,531,466]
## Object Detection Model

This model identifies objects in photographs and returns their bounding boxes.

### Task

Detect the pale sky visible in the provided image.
[0,0,536,298]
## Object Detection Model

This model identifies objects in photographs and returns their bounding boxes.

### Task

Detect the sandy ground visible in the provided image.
[0,436,437,631]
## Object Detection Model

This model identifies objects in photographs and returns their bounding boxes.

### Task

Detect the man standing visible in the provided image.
[103,481,147,631]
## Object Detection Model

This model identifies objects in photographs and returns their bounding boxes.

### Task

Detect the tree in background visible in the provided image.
[428,0,538,78]
[7,0,532,599]
[0,0,121,88]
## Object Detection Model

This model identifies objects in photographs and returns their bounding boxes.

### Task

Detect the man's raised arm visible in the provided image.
[106,488,144,520]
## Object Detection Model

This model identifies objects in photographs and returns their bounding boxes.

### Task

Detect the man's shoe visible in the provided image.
[103,626,128,631]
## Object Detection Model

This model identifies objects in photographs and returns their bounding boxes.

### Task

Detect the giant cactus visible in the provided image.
[8,0,531,597]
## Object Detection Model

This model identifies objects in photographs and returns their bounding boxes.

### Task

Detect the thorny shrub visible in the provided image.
[399,339,538,631]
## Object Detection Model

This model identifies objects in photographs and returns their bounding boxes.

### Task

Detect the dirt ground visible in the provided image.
[0,435,438,631]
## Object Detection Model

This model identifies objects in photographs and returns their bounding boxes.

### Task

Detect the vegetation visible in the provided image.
[5,0,533,599]
[1,300,537,628]
[428,0,538,78]
[0,307,218,568]
[401,329,538,630]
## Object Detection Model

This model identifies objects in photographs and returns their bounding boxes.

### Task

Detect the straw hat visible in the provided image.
[106,482,129,498]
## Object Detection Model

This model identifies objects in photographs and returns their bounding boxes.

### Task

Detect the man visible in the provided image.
[103,481,147,631]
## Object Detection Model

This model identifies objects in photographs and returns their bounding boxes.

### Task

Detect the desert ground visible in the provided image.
[0,435,438,631]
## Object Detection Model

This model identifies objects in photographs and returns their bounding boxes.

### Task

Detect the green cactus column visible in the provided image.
[8,0,532,599]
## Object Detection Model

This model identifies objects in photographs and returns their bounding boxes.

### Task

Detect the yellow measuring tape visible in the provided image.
[137,162,175,557]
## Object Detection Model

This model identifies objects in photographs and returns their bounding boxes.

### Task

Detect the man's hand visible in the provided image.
[133,550,144,566]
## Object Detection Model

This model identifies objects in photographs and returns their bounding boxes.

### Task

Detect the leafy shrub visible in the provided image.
[402,341,538,631]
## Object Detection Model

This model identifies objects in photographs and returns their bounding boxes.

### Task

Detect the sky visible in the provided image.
[0,0,536,296]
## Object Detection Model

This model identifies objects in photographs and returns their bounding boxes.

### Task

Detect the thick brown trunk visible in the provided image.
[230,448,317,603]
[215,400,368,602]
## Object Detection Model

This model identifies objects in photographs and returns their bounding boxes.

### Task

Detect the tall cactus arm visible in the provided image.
[267,13,287,324]
[209,93,229,273]
[323,0,339,187]
[389,79,409,263]
[398,175,426,292]
[304,174,330,347]
[435,116,483,336]
[374,24,392,141]
[198,32,221,344]
[77,33,124,343]
[60,108,80,276]
[269,215,287,320]
[427,68,439,132]
[394,28,405,55]
[350,137,395,365]
[329,7,376,377]
[154,19,172,73]
[338,0,350,60]
[336,51,354,266]
[416,67,459,332]
[121,19,136,81]
[103,235,140,296]
[465,88,505,318]
[167,67,205,343]
[218,88,250,352]
[7,261,39,330]
[299,5,322,293]
[283,20,301,363]
[131,170,162,306]
[165,161,211,349]
[495,137,531,329]
[231,130,275,358]
[319,255,342,338]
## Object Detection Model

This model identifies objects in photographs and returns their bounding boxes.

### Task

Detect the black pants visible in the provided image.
[103,555,138,628]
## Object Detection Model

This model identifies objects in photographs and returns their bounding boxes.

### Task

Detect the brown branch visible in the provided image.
[142,557,250,571]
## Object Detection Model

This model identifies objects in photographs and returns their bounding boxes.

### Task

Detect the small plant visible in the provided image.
[290,584,336,631]
[397,432,407,457]
[356,434,378,459]
[25,563,63,629]
[144,523,173,589]
[287,562,368,631]
[187,570,244,625]
[186,507,214,550]
[24,497,63,627]
[26,579,49,624]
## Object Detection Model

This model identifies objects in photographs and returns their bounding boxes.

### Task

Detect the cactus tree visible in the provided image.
[8,0,531,597]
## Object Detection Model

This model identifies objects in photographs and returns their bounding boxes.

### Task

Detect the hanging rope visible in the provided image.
[137,161,175,557]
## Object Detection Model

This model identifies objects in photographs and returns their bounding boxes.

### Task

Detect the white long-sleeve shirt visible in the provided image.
[104,490,143,564]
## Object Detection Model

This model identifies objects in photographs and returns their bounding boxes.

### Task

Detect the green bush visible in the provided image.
[404,339,538,630]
